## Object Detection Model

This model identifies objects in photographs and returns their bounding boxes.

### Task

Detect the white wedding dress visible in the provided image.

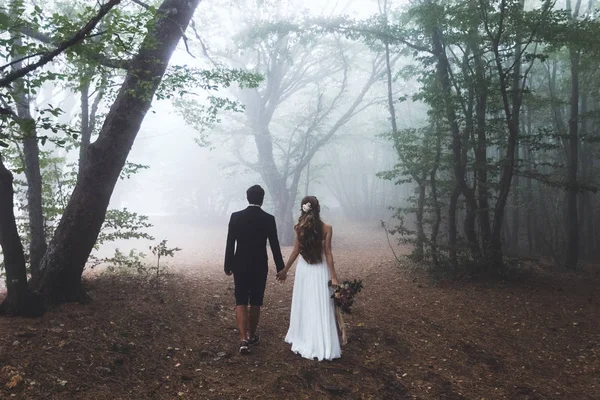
[284,254,341,361]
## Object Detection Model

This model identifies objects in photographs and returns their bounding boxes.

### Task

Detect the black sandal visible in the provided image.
[239,340,250,354]
[247,334,260,346]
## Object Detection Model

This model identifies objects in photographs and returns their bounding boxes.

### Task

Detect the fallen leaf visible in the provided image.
[6,374,23,389]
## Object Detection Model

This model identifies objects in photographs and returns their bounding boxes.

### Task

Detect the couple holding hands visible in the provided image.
[224,185,341,361]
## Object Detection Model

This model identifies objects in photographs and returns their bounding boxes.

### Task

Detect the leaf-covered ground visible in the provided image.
[0,224,599,399]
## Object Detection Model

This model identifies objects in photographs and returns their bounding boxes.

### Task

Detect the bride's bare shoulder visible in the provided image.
[322,223,333,235]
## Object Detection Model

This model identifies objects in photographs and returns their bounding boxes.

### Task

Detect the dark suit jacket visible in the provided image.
[224,206,285,274]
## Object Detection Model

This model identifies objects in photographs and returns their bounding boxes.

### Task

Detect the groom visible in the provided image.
[224,185,285,354]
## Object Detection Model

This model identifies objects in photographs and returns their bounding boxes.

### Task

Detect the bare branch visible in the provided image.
[0,51,48,72]
[232,138,259,172]
[130,0,152,10]
[190,20,219,66]
[295,52,390,173]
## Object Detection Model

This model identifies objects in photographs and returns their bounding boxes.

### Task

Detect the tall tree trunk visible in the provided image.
[448,190,460,271]
[413,179,426,262]
[11,35,46,279]
[565,48,580,270]
[586,193,595,258]
[473,44,491,256]
[511,154,520,254]
[578,93,589,257]
[429,126,442,267]
[431,26,479,270]
[79,78,91,171]
[526,148,534,255]
[523,103,535,255]
[78,71,105,172]
[273,187,294,246]
[461,51,480,263]
[464,198,480,262]
[383,5,435,259]
[253,126,295,245]
[488,0,525,271]
[30,0,201,304]
[304,161,310,197]
[0,155,43,316]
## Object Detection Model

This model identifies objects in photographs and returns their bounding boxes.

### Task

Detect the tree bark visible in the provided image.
[79,78,91,171]
[10,35,46,280]
[251,123,296,245]
[448,190,460,272]
[431,27,479,270]
[30,0,201,303]
[0,155,43,316]
[564,48,580,270]
[488,0,525,271]
[273,185,295,246]
[429,125,442,267]
[471,33,492,254]
[579,94,593,259]
[511,154,520,254]
[413,179,426,262]
[79,71,105,172]
[526,147,535,255]
[461,51,480,263]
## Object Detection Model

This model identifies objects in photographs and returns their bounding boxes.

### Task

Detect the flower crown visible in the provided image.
[302,202,312,213]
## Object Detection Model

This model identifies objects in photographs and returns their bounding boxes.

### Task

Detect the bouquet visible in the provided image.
[328,279,363,313]
[328,279,363,345]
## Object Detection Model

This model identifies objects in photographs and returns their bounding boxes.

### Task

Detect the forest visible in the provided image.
[0,0,598,399]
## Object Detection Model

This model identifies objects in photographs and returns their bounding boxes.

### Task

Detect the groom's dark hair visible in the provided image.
[246,185,265,206]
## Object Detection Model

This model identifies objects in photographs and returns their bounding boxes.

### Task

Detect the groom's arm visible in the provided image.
[268,216,285,273]
[224,215,236,274]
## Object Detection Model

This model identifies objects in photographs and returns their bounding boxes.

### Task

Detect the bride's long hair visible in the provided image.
[296,196,324,264]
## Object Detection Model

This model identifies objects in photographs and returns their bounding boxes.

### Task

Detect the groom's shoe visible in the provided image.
[239,340,250,354]
[247,334,260,346]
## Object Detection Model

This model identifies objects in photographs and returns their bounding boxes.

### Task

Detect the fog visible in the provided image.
[89,0,422,266]
[2,1,600,398]
[2,0,599,281]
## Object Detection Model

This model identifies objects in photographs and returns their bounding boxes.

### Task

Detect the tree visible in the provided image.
[10,33,46,279]
[564,0,582,270]
[29,0,203,304]
[186,4,394,243]
[0,0,122,89]
[237,39,387,244]
[1,0,260,311]
[327,138,401,222]
[0,0,123,314]
[0,154,42,316]
[337,0,600,274]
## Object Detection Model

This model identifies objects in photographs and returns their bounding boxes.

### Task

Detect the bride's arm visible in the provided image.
[324,225,338,286]
[277,233,300,280]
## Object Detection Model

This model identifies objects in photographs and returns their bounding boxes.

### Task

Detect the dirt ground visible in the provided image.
[0,223,599,399]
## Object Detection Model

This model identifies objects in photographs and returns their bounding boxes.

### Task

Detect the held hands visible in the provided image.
[276,269,287,282]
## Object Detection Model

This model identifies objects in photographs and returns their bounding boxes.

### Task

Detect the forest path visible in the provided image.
[0,224,598,399]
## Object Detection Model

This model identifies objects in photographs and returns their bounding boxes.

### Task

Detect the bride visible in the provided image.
[276,196,342,361]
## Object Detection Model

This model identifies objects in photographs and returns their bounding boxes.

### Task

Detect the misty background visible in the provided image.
[2,0,599,280]
[37,0,424,267]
